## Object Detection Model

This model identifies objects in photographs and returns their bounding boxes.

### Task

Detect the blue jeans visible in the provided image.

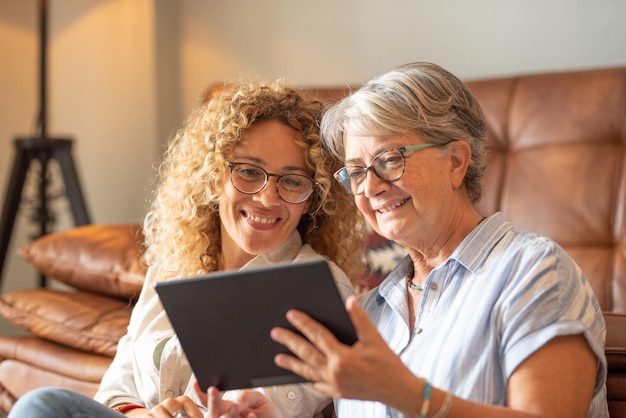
[8,387,122,418]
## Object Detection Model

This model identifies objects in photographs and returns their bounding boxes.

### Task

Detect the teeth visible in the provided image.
[378,198,409,213]
[246,214,278,224]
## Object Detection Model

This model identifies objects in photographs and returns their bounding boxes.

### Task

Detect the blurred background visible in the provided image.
[1,0,625,334]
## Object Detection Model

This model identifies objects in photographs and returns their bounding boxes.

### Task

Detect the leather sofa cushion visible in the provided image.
[0,289,132,356]
[0,359,102,402]
[0,336,112,382]
[0,382,16,416]
[17,224,146,300]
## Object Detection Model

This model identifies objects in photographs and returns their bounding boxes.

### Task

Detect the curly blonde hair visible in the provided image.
[143,80,366,285]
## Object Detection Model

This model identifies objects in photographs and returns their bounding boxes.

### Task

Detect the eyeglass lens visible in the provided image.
[335,148,406,195]
[334,143,440,195]
[228,162,314,203]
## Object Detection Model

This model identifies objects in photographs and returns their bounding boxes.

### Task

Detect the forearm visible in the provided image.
[394,379,532,418]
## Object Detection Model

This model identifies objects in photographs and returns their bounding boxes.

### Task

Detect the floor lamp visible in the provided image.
[0,0,91,290]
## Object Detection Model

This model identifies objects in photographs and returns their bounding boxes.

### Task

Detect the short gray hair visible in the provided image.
[321,62,487,204]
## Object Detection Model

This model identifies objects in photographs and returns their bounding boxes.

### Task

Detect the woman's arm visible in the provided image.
[505,333,596,416]
[95,267,164,408]
[271,296,598,418]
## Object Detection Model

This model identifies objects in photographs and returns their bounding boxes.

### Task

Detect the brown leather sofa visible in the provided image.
[0,66,625,416]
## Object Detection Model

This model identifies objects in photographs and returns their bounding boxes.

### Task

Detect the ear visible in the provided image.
[448,140,472,190]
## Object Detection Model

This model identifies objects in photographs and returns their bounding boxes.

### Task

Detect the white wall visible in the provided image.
[0,0,161,334]
[1,0,625,335]
[179,0,626,115]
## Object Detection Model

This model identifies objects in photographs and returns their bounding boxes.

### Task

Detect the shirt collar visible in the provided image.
[450,212,511,273]
[377,212,511,293]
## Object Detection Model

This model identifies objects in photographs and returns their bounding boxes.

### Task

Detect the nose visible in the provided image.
[361,169,389,197]
[253,176,282,206]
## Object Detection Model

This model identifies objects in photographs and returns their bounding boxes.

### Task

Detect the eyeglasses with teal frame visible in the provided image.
[333,143,442,195]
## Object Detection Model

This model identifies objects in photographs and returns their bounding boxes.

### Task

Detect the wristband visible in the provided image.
[418,380,431,418]
[432,390,453,417]
[113,403,145,413]
[400,379,432,418]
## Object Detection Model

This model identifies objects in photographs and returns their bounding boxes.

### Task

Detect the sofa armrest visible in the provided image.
[605,313,626,371]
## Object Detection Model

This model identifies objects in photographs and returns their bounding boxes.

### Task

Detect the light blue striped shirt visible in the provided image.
[335,212,608,417]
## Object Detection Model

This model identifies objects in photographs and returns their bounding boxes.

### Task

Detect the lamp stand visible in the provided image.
[0,0,91,291]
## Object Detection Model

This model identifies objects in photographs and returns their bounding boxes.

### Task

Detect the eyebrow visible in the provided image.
[344,148,386,167]
[344,159,365,167]
[231,156,310,175]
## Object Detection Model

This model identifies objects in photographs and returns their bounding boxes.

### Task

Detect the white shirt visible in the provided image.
[95,231,354,418]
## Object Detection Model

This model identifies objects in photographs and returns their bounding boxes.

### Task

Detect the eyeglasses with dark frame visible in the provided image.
[333,143,443,195]
[225,161,316,204]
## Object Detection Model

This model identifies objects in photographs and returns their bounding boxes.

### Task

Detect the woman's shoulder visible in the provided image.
[295,244,355,300]
[479,213,567,262]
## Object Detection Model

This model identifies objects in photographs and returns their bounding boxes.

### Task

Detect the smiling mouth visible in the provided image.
[243,211,279,224]
[377,197,410,213]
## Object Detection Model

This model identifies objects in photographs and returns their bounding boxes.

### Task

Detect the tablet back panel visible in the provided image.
[155,259,357,392]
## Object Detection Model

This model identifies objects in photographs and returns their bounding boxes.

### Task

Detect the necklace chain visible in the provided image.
[407,276,424,291]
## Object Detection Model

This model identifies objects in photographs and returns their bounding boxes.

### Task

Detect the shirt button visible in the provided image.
[429,282,438,291]
[165,390,174,398]
[287,391,296,400]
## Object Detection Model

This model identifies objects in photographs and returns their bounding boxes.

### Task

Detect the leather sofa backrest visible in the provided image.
[467,68,626,313]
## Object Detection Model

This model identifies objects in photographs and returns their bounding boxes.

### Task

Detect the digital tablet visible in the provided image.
[155,259,358,392]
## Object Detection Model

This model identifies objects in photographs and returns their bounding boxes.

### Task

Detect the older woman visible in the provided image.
[207,63,608,418]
